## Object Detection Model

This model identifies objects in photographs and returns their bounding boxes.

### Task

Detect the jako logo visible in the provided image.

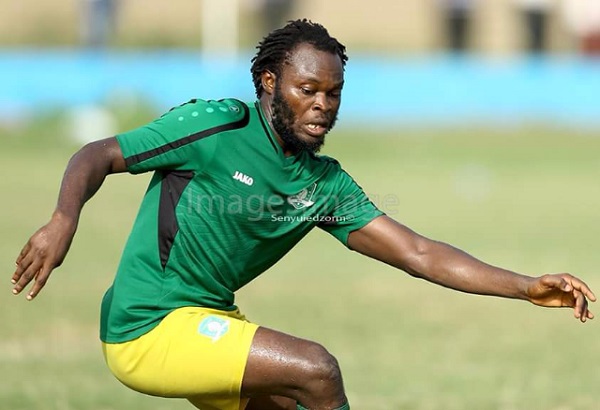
[232,171,254,186]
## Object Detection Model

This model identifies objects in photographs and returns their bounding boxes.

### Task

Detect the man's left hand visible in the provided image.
[527,274,596,323]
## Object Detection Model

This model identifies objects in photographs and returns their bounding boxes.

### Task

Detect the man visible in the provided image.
[437,0,476,52]
[11,19,595,410]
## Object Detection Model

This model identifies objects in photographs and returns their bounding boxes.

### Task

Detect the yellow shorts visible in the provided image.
[102,306,259,410]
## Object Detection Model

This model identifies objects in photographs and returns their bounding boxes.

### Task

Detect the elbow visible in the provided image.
[395,238,432,280]
[74,140,108,161]
[75,137,124,174]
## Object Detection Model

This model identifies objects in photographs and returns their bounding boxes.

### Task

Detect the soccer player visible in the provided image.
[11,19,595,410]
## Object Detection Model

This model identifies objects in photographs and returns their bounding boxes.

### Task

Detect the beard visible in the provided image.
[271,84,338,154]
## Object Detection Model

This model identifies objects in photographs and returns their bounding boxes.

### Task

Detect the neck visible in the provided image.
[259,95,290,156]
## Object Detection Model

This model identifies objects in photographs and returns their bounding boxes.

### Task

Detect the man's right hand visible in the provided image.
[12,213,77,300]
[12,137,127,300]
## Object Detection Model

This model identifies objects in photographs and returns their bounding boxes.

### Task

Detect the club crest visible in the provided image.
[287,183,317,209]
[198,316,230,342]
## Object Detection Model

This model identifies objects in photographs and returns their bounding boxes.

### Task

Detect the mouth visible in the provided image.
[303,122,328,138]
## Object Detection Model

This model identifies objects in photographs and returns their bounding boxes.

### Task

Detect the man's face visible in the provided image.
[271,43,344,154]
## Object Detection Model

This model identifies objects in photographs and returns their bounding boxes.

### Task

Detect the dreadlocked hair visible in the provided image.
[250,19,348,98]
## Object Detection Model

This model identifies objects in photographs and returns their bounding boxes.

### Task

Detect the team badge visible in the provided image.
[287,183,317,209]
[198,316,230,342]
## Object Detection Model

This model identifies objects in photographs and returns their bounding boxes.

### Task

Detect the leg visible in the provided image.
[245,395,296,410]
[191,395,296,410]
[241,327,348,410]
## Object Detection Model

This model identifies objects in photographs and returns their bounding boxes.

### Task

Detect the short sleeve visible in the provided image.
[116,99,247,174]
[318,168,384,247]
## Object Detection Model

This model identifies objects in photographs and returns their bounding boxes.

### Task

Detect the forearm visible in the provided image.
[348,216,536,302]
[404,239,534,301]
[351,218,595,322]
[11,138,126,300]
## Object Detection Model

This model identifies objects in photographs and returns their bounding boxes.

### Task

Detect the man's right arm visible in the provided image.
[11,137,126,300]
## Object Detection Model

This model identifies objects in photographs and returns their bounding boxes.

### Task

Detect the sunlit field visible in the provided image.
[1,114,599,410]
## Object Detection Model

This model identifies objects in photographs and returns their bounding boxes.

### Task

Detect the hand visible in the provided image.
[12,215,76,300]
[527,274,596,323]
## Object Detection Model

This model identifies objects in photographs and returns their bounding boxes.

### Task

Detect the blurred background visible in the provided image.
[1,1,600,409]
[1,0,600,130]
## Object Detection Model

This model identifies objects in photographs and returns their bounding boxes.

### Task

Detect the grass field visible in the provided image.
[1,114,599,410]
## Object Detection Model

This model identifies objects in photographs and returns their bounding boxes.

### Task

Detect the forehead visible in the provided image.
[280,43,344,84]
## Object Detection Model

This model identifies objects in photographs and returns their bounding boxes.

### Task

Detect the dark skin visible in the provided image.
[12,43,596,410]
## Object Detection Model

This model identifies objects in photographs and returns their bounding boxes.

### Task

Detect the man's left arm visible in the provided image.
[348,215,596,322]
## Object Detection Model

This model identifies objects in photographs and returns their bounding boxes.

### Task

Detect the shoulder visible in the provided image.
[308,153,353,179]
[309,153,341,167]
[309,153,366,189]
[160,98,250,130]
[304,153,354,185]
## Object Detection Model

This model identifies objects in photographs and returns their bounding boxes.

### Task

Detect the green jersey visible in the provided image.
[100,98,383,343]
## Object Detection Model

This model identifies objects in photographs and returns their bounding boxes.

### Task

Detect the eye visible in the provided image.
[328,90,342,98]
[301,87,315,95]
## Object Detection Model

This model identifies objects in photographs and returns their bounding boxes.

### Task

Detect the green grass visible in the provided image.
[1,117,599,410]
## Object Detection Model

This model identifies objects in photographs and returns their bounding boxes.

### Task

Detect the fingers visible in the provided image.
[12,247,40,294]
[575,280,596,303]
[26,264,51,300]
[540,274,596,323]
[12,237,56,300]
[569,275,595,300]
[12,243,31,285]
[563,276,596,323]
[559,278,572,293]
[12,256,44,299]
[12,262,52,301]
[570,287,595,323]
[15,243,28,265]
[572,289,586,322]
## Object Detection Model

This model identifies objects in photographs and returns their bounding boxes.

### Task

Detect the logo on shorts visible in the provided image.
[198,316,230,343]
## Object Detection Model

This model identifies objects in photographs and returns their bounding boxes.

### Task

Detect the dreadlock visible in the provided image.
[250,19,348,98]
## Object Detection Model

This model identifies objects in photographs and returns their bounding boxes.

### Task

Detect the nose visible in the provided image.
[312,92,331,113]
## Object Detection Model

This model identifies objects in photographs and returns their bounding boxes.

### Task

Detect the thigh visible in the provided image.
[103,307,258,410]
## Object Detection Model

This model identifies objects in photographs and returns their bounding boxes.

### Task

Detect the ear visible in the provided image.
[261,70,276,96]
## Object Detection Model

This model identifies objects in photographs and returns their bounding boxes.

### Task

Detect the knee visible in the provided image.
[301,343,343,391]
